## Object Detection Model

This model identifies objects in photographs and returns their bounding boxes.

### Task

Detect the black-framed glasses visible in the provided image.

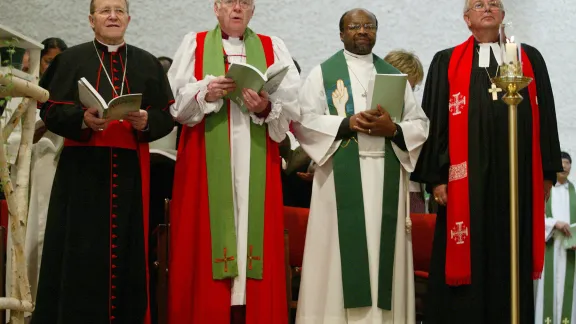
[347,23,377,32]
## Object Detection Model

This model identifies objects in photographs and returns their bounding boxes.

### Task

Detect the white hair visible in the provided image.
[463,0,505,13]
[90,0,130,14]
[213,0,255,8]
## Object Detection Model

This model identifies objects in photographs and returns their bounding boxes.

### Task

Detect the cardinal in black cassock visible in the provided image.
[411,2,562,324]
[30,4,174,323]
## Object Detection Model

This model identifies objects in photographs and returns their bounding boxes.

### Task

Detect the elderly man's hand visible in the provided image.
[206,77,236,102]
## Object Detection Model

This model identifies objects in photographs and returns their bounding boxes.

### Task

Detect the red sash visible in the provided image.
[446,36,544,286]
[64,121,138,149]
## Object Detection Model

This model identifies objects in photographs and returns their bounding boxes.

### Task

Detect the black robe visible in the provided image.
[31,40,174,324]
[411,42,562,324]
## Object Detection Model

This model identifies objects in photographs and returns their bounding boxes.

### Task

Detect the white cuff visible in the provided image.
[267,99,283,122]
[250,99,282,125]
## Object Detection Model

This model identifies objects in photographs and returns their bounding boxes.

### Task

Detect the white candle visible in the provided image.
[505,43,518,63]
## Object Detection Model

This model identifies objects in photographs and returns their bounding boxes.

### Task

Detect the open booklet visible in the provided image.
[224,62,289,112]
[562,223,576,249]
[366,73,408,123]
[78,77,142,120]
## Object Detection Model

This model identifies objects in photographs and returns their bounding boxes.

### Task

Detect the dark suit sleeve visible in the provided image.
[39,54,92,141]
[335,117,353,140]
[391,124,407,151]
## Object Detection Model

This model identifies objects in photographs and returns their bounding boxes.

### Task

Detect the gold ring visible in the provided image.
[222,90,228,96]
[368,129,372,135]
[434,196,440,202]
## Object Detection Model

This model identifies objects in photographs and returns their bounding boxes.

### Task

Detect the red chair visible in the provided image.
[283,206,309,311]
[411,213,436,321]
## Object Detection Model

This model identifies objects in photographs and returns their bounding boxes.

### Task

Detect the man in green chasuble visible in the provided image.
[293,8,429,324]
[535,152,576,324]
[167,0,300,323]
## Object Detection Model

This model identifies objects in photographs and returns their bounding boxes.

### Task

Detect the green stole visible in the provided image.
[320,50,402,310]
[203,25,267,280]
[544,182,576,324]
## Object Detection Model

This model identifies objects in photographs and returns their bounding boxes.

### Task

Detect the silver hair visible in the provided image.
[214,0,255,8]
[90,0,130,14]
[463,0,505,13]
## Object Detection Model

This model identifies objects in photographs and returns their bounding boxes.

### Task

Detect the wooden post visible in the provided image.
[284,229,291,318]
[0,24,47,323]
[155,199,170,324]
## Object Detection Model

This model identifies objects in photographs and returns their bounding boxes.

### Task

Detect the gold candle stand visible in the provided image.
[492,61,533,324]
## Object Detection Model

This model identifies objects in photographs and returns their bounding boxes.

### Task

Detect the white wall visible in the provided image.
[2,0,575,176]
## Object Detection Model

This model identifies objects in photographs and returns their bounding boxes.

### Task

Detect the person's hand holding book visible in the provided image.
[353,105,397,137]
[242,88,269,113]
[125,110,148,131]
[84,107,109,131]
[206,76,236,102]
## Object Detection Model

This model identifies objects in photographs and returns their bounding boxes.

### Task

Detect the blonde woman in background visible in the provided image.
[384,50,427,213]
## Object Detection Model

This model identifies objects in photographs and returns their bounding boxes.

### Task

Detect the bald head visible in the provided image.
[339,8,378,32]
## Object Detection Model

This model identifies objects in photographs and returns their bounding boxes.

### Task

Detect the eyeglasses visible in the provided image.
[94,7,128,17]
[468,1,502,12]
[220,0,254,9]
[347,23,377,32]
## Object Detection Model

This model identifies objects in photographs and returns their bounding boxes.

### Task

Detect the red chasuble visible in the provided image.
[168,32,287,324]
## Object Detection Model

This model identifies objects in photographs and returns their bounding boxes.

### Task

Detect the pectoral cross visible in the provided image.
[489,83,502,101]
[247,245,261,270]
[214,248,235,272]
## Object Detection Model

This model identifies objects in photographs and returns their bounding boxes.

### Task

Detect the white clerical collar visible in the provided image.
[344,49,372,63]
[223,37,243,45]
[478,42,502,68]
[96,39,126,53]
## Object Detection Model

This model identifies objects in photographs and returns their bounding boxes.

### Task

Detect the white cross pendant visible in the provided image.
[488,83,502,101]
